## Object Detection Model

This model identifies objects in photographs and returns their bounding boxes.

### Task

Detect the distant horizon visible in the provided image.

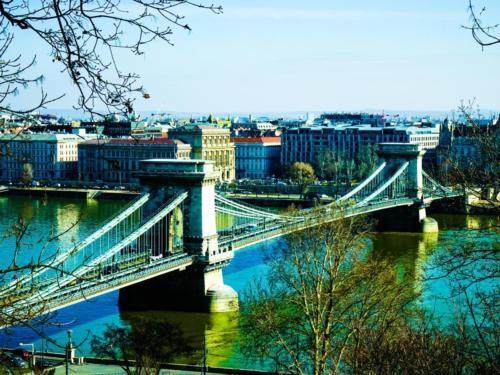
[34,107,500,121]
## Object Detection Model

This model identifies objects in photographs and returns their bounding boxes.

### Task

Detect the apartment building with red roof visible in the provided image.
[78,138,191,184]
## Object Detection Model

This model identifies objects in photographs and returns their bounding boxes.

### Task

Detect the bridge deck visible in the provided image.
[11,254,194,319]
[220,197,419,250]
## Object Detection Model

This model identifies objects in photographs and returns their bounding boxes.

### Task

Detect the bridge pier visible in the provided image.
[418,206,439,233]
[370,204,438,233]
[128,159,238,313]
[118,264,238,312]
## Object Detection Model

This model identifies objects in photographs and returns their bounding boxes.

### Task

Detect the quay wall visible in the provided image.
[3,187,139,200]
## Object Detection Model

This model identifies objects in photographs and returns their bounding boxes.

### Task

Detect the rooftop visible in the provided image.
[286,123,440,134]
[80,138,187,146]
[231,136,281,144]
[108,138,184,145]
[170,123,230,133]
[0,133,85,142]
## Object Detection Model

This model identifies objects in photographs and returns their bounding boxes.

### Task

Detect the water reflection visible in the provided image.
[0,195,128,268]
[370,231,439,293]
[433,213,499,230]
[120,310,240,368]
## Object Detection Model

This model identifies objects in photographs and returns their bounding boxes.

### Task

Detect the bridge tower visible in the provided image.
[119,159,238,312]
[377,143,438,232]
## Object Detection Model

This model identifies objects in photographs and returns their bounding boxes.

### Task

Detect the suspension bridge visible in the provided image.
[1,143,459,321]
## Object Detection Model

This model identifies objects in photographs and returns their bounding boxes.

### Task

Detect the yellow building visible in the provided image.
[168,123,235,181]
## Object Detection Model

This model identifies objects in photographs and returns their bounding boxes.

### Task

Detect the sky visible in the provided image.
[9,0,500,116]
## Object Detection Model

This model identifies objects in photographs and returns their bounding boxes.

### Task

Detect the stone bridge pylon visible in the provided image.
[118,159,239,313]
[377,143,439,232]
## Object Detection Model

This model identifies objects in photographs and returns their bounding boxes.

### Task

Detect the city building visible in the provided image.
[130,124,166,139]
[0,133,85,182]
[80,115,147,138]
[78,138,191,185]
[320,112,385,127]
[436,117,499,173]
[168,124,235,181]
[281,124,440,165]
[232,136,281,179]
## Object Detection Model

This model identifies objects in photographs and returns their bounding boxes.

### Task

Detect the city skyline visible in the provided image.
[8,0,500,114]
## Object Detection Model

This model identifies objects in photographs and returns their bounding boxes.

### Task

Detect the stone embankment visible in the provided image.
[3,186,139,199]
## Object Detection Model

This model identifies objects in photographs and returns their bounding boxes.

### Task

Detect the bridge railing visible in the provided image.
[12,253,194,317]
[354,162,409,207]
[215,194,287,221]
[422,170,455,196]
[217,161,461,250]
[220,197,417,250]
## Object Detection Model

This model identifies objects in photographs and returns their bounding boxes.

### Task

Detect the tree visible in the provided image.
[91,318,191,375]
[240,210,499,374]
[437,100,499,205]
[464,0,500,49]
[424,222,500,374]
[314,146,378,196]
[430,100,500,374]
[353,144,378,182]
[288,162,316,198]
[0,0,222,117]
[240,212,417,374]
[346,316,474,375]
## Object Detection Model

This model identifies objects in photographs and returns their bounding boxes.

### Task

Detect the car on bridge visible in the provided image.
[150,254,163,262]
[11,348,30,360]
[103,264,119,275]
[244,224,258,232]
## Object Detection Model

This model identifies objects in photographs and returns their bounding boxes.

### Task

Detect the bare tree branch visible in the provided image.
[0,0,222,117]
[463,0,500,49]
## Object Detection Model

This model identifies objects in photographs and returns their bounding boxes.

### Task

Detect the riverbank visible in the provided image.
[3,187,139,200]
[0,349,280,375]
[428,196,500,216]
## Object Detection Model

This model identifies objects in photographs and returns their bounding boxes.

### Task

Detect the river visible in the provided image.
[0,194,498,369]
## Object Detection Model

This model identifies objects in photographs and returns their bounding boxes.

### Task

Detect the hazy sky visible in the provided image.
[11,0,500,114]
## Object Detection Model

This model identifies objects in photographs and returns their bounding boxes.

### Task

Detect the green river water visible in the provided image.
[0,194,498,369]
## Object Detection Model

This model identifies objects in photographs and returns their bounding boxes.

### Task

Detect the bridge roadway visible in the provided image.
[12,253,194,317]
[218,197,420,251]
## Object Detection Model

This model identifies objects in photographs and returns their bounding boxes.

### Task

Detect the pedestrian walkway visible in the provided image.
[54,363,126,374]
[53,363,240,374]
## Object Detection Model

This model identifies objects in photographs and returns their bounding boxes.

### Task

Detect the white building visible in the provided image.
[248,122,277,131]
[232,136,281,179]
[405,126,440,150]
[0,133,85,182]
[281,124,440,165]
